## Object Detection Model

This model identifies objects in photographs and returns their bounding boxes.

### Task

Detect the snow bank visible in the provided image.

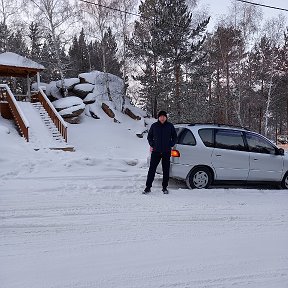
[0,124,10,134]
[0,116,34,165]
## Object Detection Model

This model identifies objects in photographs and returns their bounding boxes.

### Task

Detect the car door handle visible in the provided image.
[253,158,259,161]
[215,154,222,157]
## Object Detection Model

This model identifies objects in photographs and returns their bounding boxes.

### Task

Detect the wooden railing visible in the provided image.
[35,88,68,142]
[0,89,6,101]
[0,84,30,141]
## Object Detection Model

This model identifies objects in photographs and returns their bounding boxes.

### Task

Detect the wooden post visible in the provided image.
[27,74,31,101]
[37,72,41,90]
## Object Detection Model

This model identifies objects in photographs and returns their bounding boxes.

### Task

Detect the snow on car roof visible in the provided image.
[175,123,249,131]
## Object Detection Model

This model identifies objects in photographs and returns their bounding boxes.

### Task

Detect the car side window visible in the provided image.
[246,133,276,154]
[178,129,196,146]
[215,129,246,151]
[198,128,214,147]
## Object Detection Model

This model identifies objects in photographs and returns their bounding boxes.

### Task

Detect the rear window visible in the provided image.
[178,129,196,146]
[198,129,214,147]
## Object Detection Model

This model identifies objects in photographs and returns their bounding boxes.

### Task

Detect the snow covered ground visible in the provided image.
[1,114,288,288]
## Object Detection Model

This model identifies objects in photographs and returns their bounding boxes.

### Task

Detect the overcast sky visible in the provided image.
[198,0,288,29]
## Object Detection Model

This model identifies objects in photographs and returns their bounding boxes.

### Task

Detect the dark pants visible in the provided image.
[146,151,170,189]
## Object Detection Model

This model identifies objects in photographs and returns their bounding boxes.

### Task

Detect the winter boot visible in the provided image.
[143,187,151,194]
[162,188,169,194]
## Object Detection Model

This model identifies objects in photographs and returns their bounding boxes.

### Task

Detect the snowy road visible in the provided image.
[1,161,288,288]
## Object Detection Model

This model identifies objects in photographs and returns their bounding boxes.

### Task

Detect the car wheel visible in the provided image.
[187,167,212,189]
[281,172,288,189]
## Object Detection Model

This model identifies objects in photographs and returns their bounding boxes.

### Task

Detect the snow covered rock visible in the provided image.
[59,105,85,118]
[52,96,85,123]
[79,71,120,85]
[31,82,47,91]
[53,96,83,110]
[83,93,96,104]
[50,84,63,100]
[73,83,95,99]
[79,71,124,110]
[56,78,80,90]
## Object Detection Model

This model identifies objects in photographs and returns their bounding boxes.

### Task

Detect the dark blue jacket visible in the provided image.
[147,120,177,153]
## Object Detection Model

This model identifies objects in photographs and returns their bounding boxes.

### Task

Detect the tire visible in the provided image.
[281,172,288,189]
[187,167,212,189]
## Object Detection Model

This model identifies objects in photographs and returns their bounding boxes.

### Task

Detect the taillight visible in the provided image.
[171,149,180,157]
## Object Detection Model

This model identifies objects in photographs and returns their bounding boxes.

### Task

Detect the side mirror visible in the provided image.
[276,148,285,156]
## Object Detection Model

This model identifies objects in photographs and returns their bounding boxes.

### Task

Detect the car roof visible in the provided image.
[174,123,249,132]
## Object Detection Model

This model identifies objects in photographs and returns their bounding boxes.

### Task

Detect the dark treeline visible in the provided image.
[1,0,288,139]
[0,22,121,82]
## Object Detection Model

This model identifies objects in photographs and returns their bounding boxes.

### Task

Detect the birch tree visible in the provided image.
[0,0,21,26]
[0,0,22,52]
[112,0,137,111]
[80,0,114,102]
[262,14,286,136]
[25,0,75,95]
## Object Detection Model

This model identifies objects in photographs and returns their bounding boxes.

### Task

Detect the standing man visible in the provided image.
[144,111,177,194]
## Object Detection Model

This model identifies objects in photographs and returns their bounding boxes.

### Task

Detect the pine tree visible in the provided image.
[208,26,245,124]
[68,30,90,77]
[40,35,59,82]
[129,0,209,120]
[29,22,42,62]
[68,35,80,77]
[8,29,29,56]
[88,40,102,71]
[100,27,121,77]
[0,22,10,52]
[128,0,163,117]
[78,28,90,73]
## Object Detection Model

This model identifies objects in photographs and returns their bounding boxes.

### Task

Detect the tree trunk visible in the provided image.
[259,107,262,134]
[264,66,274,136]
[286,98,288,134]
[153,57,158,118]
[175,63,181,123]
[121,3,127,112]
[225,61,230,124]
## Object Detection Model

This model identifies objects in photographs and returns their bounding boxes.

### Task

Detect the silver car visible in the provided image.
[155,124,288,189]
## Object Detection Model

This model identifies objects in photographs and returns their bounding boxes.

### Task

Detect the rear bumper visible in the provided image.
[147,157,193,180]
[170,163,192,180]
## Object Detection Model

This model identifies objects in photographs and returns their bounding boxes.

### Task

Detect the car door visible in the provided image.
[245,132,284,181]
[211,129,249,181]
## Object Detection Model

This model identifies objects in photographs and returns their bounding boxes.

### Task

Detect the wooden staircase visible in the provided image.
[32,102,74,151]
[0,84,74,151]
